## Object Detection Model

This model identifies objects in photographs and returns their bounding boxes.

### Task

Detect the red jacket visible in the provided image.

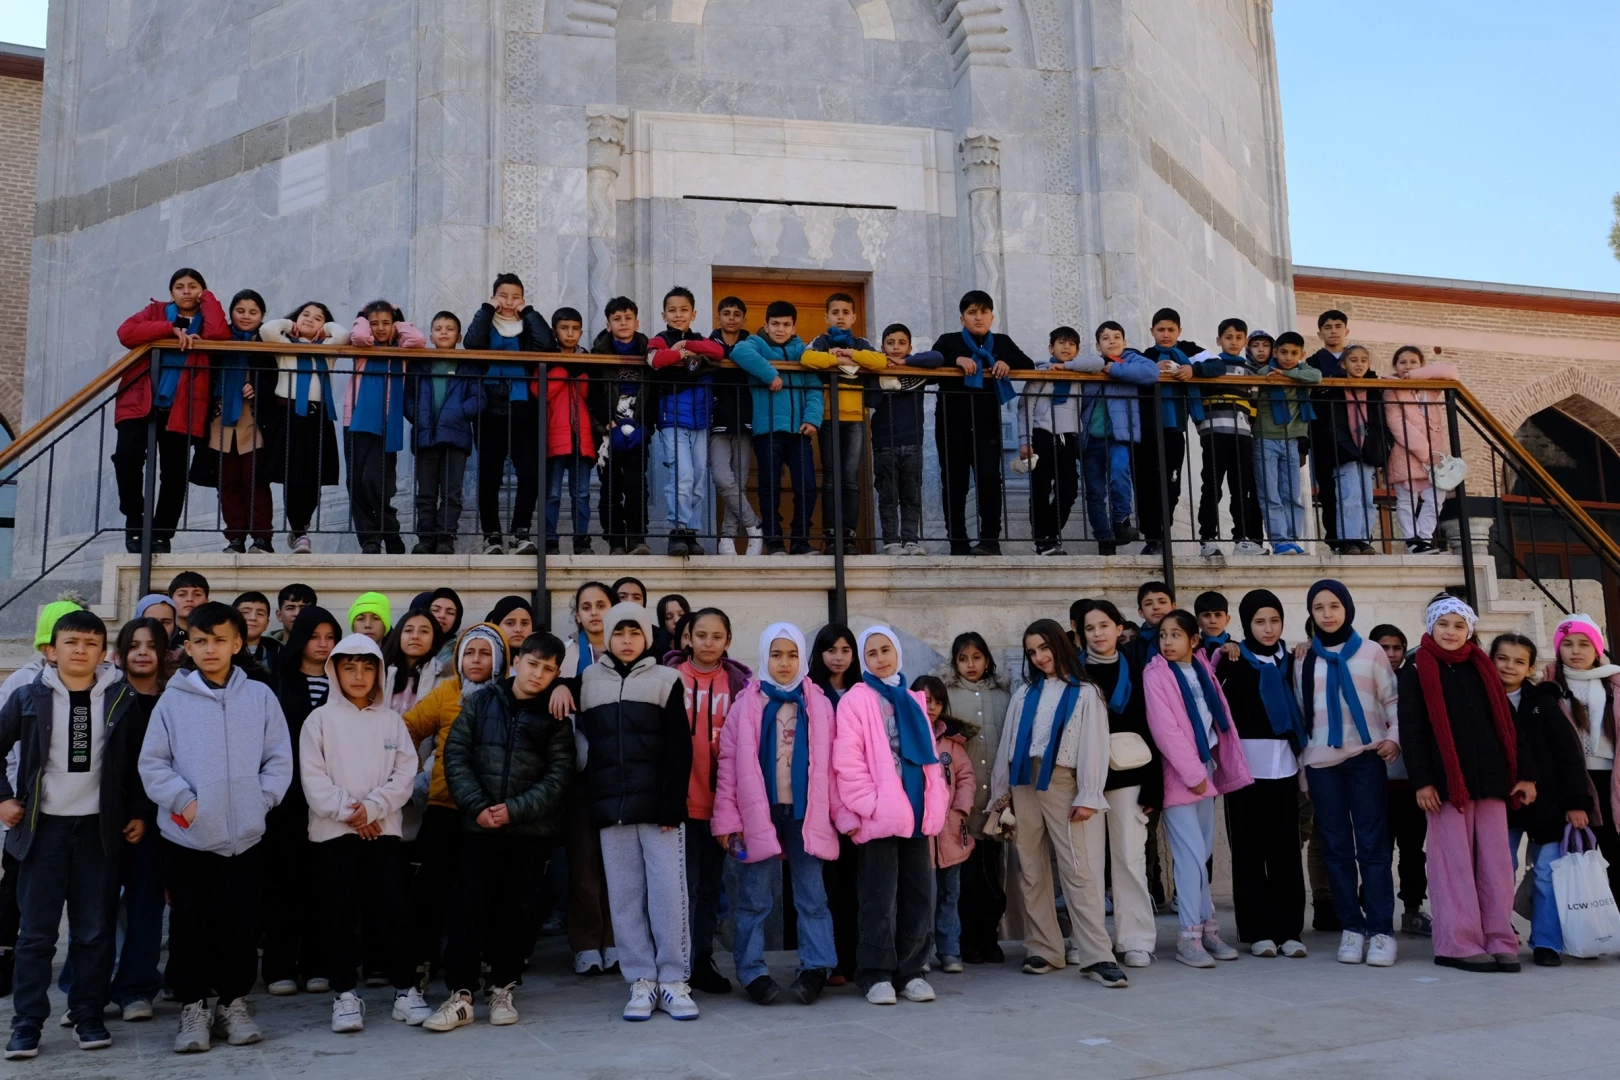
[114,292,229,436]
[544,365,596,458]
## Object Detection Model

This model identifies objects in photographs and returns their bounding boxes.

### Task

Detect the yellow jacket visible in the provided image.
[402,622,510,810]
[800,347,888,422]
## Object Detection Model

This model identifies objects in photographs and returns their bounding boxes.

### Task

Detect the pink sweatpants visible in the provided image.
[1425,796,1518,958]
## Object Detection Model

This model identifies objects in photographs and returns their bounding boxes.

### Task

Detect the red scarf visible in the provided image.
[1414,634,1517,809]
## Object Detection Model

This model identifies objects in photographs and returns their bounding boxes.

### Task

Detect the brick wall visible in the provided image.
[0,74,41,437]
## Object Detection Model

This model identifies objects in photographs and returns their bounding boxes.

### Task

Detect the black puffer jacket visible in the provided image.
[577,652,690,828]
[443,677,575,839]
[1510,681,1598,842]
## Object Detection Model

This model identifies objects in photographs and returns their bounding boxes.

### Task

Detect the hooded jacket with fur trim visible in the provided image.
[404,623,512,811]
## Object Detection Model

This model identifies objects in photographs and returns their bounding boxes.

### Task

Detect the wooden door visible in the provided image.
[710,275,874,550]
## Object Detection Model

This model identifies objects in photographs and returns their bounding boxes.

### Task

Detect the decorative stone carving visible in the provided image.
[585,105,630,335]
[936,0,1013,70]
[960,131,1005,310]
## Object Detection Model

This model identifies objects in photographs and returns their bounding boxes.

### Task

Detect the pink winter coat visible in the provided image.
[711,680,842,862]
[1143,654,1253,808]
[1383,361,1458,488]
[932,720,977,868]
[833,683,948,843]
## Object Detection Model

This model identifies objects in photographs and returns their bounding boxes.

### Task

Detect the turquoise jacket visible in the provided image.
[729,335,826,435]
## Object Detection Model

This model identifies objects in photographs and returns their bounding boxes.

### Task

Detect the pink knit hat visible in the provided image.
[1553,614,1606,659]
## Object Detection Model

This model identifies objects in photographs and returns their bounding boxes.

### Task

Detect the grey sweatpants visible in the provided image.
[709,431,760,538]
[599,823,691,984]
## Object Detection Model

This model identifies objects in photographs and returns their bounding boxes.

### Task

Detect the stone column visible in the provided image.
[959,130,1005,311]
[585,105,630,338]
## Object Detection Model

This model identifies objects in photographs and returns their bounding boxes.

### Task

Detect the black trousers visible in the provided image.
[1198,431,1263,542]
[320,835,413,994]
[1311,424,1338,541]
[937,430,1004,548]
[1589,770,1620,900]
[409,806,463,975]
[0,850,19,949]
[112,414,191,546]
[414,445,468,547]
[162,839,262,1005]
[601,442,649,550]
[1224,776,1305,944]
[443,831,548,993]
[345,431,403,551]
[956,835,1006,962]
[1029,430,1079,543]
[853,835,934,991]
[477,401,543,541]
[1133,422,1184,544]
[260,807,321,985]
[823,834,859,978]
[1386,781,1429,909]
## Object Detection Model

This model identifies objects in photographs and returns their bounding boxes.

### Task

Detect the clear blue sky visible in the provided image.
[2,1,1615,292]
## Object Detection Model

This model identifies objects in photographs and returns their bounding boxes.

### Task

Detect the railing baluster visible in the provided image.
[1445,389,1476,609]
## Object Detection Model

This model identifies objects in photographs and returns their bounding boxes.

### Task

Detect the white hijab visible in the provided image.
[757,622,807,692]
[857,625,903,687]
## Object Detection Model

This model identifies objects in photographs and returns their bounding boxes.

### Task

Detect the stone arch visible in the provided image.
[1495,368,1620,456]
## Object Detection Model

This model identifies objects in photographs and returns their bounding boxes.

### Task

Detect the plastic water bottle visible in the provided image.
[727,834,747,861]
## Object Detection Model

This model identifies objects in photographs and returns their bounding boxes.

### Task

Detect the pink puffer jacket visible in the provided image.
[1143,654,1254,808]
[1383,361,1458,487]
[933,721,977,868]
[833,683,948,843]
[710,680,841,862]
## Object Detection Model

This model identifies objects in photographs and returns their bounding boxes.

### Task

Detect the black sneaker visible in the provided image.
[969,540,1001,556]
[1021,955,1055,975]
[1096,540,1118,556]
[546,540,561,556]
[249,540,275,555]
[411,542,433,554]
[788,968,827,1005]
[361,542,384,555]
[572,539,593,555]
[949,541,972,556]
[789,542,816,556]
[1140,541,1162,557]
[745,975,780,1005]
[5,1025,39,1059]
[1112,521,1140,543]
[690,953,732,995]
[1533,947,1561,967]
[1082,961,1128,988]
[667,534,691,557]
[74,1019,112,1050]
[223,538,246,554]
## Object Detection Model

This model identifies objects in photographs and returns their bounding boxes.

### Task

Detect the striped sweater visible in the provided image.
[1293,637,1400,770]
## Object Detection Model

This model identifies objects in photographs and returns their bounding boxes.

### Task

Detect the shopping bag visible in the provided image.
[1550,825,1620,958]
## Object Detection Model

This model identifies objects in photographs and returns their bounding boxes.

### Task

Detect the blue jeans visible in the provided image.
[12,815,119,1029]
[546,454,592,547]
[1255,435,1307,543]
[731,805,837,984]
[656,426,709,533]
[934,863,962,958]
[1304,750,1395,936]
[1334,462,1377,542]
[1081,437,1133,539]
[1509,829,1563,952]
[753,432,817,550]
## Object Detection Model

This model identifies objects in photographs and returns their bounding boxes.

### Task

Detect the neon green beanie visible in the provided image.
[347,592,392,635]
[35,600,85,648]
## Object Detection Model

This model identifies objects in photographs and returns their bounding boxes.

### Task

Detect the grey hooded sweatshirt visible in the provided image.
[139,665,293,855]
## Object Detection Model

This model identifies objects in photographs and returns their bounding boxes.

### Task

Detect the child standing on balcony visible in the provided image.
[1250,332,1322,555]
[346,302,423,556]
[1016,328,1086,557]
[1191,318,1265,557]
[195,289,277,554]
[1315,344,1390,554]
[1068,322,1158,556]
[731,302,823,556]
[801,293,888,555]
[406,312,484,555]
[870,324,942,555]
[591,298,654,555]
[260,303,347,556]
[114,269,229,554]
[708,297,763,555]
[541,307,595,555]
[649,288,725,556]
[1384,345,1459,555]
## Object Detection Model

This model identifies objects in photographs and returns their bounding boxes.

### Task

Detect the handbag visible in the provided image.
[1551,825,1620,958]
[1108,731,1152,771]
[1431,454,1468,491]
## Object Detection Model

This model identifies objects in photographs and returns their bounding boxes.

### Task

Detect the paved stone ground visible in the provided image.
[8,909,1620,1080]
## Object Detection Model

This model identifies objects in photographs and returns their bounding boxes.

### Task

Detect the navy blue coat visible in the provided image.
[404,360,487,453]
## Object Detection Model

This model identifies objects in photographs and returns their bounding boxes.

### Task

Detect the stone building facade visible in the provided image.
[0,44,43,437]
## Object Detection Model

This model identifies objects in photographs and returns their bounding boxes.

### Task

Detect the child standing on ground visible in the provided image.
[166,572,210,652]
[591,297,654,556]
[940,632,1011,964]
[234,591,281,675]
[346,302,424,555]
[871,324,943,554]
[707,296,763,555]
[712,623,841,1005]
[541,307,595,555]
[260,303,347,555]
[833,627,947,1005]
[913,675,975,973]
[1370,624,1430,935]
[809,624,862,981]
[1195,591,1232,658]
[577,604,695,1021]
[139,603,293,1054]
[348,593,391,645]
[731,302,824,555]
[1384,346,1459,555]
[1542,614,1620,899]
[801,293,888,554]
[406,312,484,554]
[1143,611,1252,968]
[649,287,725,556]
[1398,596,1533,973]
[298,633,422,1030]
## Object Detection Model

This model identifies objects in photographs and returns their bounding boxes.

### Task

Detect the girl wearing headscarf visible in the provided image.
[711,623,840,1007]
[1294,579,1402,968]
[427,588,465,666]
[1543,613,1620,900]
[831,626,947,1007]
[1214,590,1308,959]
[987,619,1119,985]
[1398,594,1534,973]
[485,595,534,651]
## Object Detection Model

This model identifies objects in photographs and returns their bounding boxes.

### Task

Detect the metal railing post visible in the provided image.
[533,362,549,631]
[1445,389,1477,609]
[827,370,847,627]
[137,349,162,596]
[1152,381,1175,591]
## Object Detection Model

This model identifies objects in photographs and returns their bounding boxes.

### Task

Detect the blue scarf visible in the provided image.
[759,682,810,819]
[825,327,857,349]
[1153,346,1205,426]
[1307,632,1371,747]
[1142,624,1161,660]
[1008,679,1083,791]
[960,330,1016,404]
[1266,362,1317,425]
[350,354,408,452]
[574,629,594,677]
[1082,652,1133,715]
[1201,631,1230,654]
[861,673,937,836]
[1166,659,1229,763]
[1239,643,1309,745]
[156,303,203,409]
[216,325,258,425]
[290,351,335,418]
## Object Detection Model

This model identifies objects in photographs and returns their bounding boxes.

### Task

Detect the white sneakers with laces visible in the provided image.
[744,526,764,556]
[173,1002,211,1053]
[422,991,475,1032]
[487,983,520,1026]
[656,981,699,1020]
[623,979,657,1021]
[864,981,897,1005]
[392,986,433,1025]
[1366,934,1398,967]
[900,978,935,1002]
[1281,939,1308,958]
[1250,939,1279,958]
[1337,930,1367,964]
[212,998,261,1045]
[331,992,365,1033]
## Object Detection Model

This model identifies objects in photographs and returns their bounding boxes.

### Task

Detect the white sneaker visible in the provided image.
[1234,541,1266,555]
[1366,934,1398,967]
[304,976,331,994]
[883,542,906,555]
[1064,947,1081,966]
[623,979,656,1021]
[121,999,154,1022]
[487,983,519,1025]
[1120,950,1153,968]
[266,979,298,996]
[174,1001,211,1053]
[1199,542,1223,558]
[422,991,475,1032]
[656,981,698,1020]
[1202,920,1240,961]
[1176,931,1215,968]
[574,949,604,975]
[1337,930,1367,964]
[392,986,432,1025]
[744,526,764,557]
[865,981,897,1005]
[900,977,935,1002]
[1250,939,1278,958]
[59,1009,72,1027]
[1281,939,1308,958]
[292,534,312,555]
[212,997,262,1045]
[603,947,620,971]
[331,991,365,1033]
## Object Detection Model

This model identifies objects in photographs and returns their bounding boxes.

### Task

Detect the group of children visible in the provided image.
[3,567,1614,1059]
[114,270,1458,559]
